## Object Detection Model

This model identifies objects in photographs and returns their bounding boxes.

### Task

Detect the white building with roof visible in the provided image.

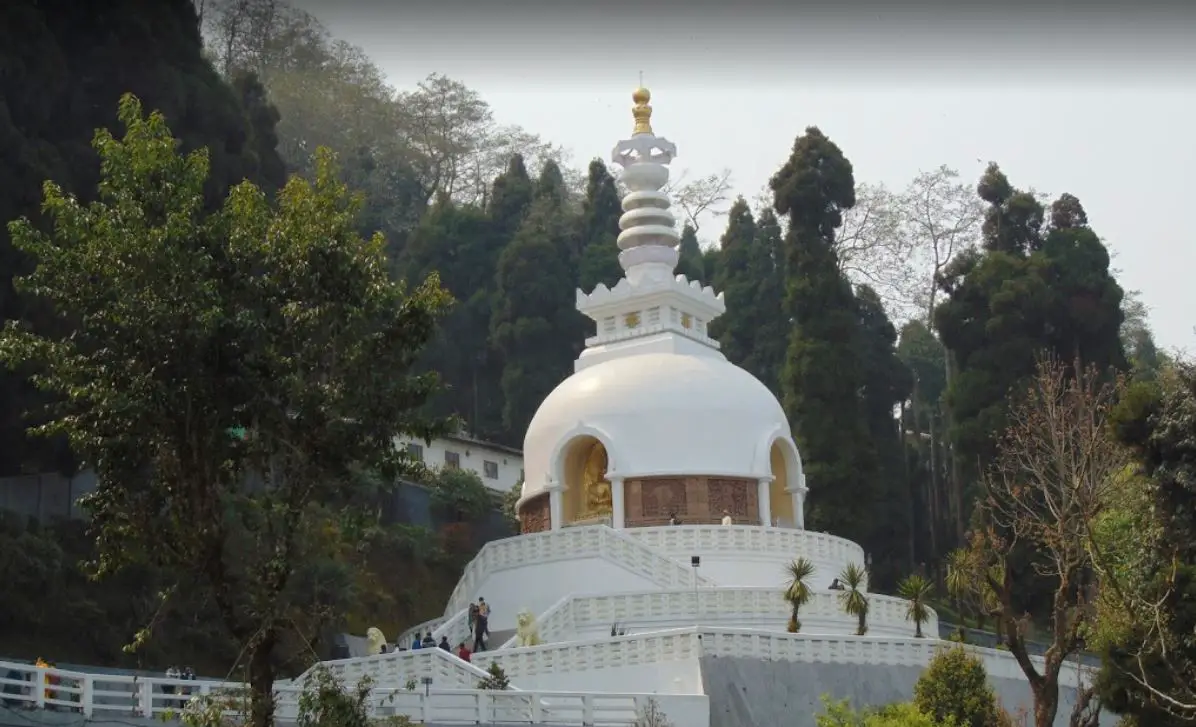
[394,432,524,494]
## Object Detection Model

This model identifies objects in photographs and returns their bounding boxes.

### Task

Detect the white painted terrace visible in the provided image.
[0,629,1095,726]
[399,523,868,647]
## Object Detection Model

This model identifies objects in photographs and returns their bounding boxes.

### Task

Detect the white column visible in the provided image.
[548,481,564,531]
[610,476,626,529]
[791,474,808,530]
[757,477,773,527]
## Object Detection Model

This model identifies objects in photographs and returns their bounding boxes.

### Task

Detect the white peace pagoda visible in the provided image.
[0,89,1102,727]
[310,89,1094,727]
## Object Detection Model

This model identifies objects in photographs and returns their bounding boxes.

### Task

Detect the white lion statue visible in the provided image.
[515,609,543,647]
[366,627,388,655]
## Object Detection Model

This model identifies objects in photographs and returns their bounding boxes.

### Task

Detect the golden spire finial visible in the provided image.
[632,86,653,135]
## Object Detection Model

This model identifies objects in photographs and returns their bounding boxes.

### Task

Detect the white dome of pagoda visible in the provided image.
[514,87,808,534]
[520,351,795,502]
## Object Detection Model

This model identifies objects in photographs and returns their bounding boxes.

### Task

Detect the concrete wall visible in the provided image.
[700,656,1117,727]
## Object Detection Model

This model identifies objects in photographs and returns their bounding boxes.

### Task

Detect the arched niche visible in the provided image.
[559,436,614,525]
[769,441,796,527]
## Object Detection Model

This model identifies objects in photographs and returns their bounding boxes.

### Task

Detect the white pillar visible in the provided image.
[757,477,773,527]
[791,474,808,530]
[610,476,626,529]
[548,481,564,531]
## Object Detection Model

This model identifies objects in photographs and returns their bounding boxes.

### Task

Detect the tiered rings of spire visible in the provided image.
[610,88,682,285]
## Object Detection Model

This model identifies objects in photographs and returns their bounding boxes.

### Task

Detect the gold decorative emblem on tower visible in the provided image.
[632,87,653,136]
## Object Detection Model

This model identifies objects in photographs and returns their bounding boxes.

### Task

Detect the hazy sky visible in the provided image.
[293,0,1196,353]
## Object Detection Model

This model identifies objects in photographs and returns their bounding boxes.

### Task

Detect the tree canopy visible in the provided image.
[0,95,450,727]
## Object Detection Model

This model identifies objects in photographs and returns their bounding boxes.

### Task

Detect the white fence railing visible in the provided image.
[0,659,704,725]
[443,525,715,616]
[303,639,497,689]
[500,587,937,647]
[392,607,473,660]
[395,614,448,651]
[625,525,867,585]
[477,626,1092,689]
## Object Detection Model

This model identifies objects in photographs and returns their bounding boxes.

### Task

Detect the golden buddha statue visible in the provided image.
[581,441,613,517]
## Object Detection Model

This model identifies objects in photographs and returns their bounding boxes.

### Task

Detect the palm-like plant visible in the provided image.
[898,574,934,638]
[838,563,870,636]
[783,557,816,632]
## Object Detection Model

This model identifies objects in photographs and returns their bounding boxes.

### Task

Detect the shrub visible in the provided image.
[816,696,948,727]
[428,467,492,522]
[914,647,1001,727]
[296,667,373,727]
[634,697,675,727]
[476,662,511,690]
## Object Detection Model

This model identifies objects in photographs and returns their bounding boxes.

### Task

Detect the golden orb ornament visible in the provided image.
[631,87,653,135]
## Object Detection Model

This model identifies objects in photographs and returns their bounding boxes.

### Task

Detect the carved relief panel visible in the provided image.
[641,478,688,519]
[625,476,760,527]
[518,494,550,534]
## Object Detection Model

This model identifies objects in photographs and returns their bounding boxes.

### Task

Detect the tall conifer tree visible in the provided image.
[770,127,873,541]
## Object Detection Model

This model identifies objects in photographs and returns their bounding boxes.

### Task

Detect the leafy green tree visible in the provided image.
[1119,292,1168,382]
[741,208,788,396]
[817,696,950,727]
[838,563,870,636]
[934,164,1126,544]
[898,574,934,638]
[488,155,535,242]
[0,97,450,727]
[398,196,501,437]
[770,127,872,542]
[576,159,624,291]
[914,647,1001,727]
[897,320,949,563]
[490,162,580,440]
[0,0,287,477]
[710,197,758,365]
[855,285,915,585]
[428,467,493,523]
[783,557,816,632]
[477,662,511,690]
[676,223,705,281]
[1095,362,1196,725]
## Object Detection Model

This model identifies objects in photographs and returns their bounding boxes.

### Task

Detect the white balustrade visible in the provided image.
[0,659,703,726]
[501,593,577,649]
[298,642,495,690]
[396,614,448,650]
[502,587,936,647]
[443,525,714,616]
[624,525,867,588]
[0,663,244,718]
[473,627,1093,690]
[475,628,704,679]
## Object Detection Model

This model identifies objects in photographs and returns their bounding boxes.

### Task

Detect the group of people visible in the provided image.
[161,666,196,708]
[400,597,491,663]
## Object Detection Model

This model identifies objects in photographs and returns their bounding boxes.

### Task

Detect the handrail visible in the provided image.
[0,658,697,725]
[495,587,935,647]
[471,626,1094,689]
[499,593,576,649]
[396,615,448,650]
[443,525,714,616]
[294,640,499,689]
[624,525,868,586]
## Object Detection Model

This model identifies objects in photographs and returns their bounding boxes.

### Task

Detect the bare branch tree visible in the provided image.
[899,165,985,326]
[961,357,1127,727]
[664,168,733,233]
[834,181,910,313]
